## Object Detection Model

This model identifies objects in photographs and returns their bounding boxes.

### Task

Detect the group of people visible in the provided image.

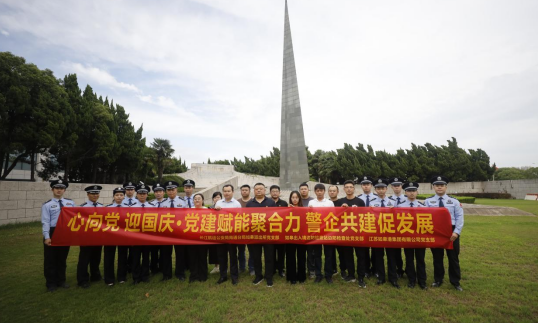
[41,175,464,292]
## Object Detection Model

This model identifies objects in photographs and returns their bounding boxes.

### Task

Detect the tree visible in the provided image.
[151,138,174,183]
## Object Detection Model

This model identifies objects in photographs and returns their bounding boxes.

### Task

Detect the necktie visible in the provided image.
[188,197,192,208]
[381,199,385,207]
[93,202,97,207]
[366,195,370,207]
[129,198,132,205]
[170,199,175,208]
[439,197,444,207]
[58,200,64,209]
[142,204,145,207]
[117,205,121,207]
[157,201,161,208]
[410,202,414,207]
[397,197,401,205]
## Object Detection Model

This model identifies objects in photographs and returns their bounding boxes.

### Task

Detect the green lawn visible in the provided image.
[475,198,538,215]
[1,217,537,323]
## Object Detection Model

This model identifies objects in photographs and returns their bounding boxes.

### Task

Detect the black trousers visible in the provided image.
[150,245,160,274]
[174,245,187,278]
[250,244,275,281]
[368,247,376,274]
[218,244,238,280]
[323,245,335,278]
[274,244,286,273]
[354,247,368,279]
[208,245,219,265]
[160,245,173,279]
[431,229,461,285]
[76,246,102,285]
[285,244,307,282]
[237,244,246,270]
[385,248,400,283]
[189,245,208,282]
[104,245,128,284]
[373,248,386,282]
[43,227,70,288]
[307,245,315,273]
[395,248,405,276]
[131,245,150,283]
[404,248,426,285]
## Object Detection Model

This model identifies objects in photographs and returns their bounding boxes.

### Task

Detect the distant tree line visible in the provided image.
[210,138,499,183]
[0,52,187,183]
[494,167,538,180]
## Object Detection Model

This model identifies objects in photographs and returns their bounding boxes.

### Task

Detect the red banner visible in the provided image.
[52,207,453,249]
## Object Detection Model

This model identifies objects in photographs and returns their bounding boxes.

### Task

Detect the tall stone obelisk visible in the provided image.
[279,0,310,190]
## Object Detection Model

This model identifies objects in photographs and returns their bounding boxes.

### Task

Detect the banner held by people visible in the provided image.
[52,207,454,249]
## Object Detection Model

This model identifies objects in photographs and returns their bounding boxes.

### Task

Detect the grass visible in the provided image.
[1,216,537,323]
[475,198,538,215]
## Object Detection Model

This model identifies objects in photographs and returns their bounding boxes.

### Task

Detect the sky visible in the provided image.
[1,0,537,168]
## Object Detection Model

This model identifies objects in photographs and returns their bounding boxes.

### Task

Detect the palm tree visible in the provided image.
[151,138,175,183]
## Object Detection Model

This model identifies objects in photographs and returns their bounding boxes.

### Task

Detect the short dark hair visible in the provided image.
[240,184,251,190]
[269,185,280,191]
[212,191,222,199]
[344,180,355,186]
[299,182,309,189]
[328,185,339,191]
[314,183,325,191]
[193,193,204,201]
[223,184,234,192]
[254,182,265,188]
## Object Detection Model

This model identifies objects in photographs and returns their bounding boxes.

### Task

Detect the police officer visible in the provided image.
[399,182,427,289]
[160,181,187,281]
[425,176,464,291]
[149,182,166,275]
[131,183,155,284]
[389,177,406,278]
[357,176,377,278]
[104,187,127,286]
[123,181,138,206]
[371,178,400,288]
[182,179,196,272]
[76,185,103,288]
[42,179,75,292]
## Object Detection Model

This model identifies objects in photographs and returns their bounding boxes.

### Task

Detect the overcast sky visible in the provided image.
[1,0,537,168]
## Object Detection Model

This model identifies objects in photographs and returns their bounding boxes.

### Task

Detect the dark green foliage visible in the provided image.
[494,167,538,180]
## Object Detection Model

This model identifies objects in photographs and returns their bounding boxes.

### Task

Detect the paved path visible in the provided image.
[462,203,534,216]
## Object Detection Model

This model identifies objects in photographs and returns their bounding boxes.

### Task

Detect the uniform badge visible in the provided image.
[447,200,453,204]
[364,176,367,180]
[169,182,172,185]
[378,179,382,183]
[58,180,62,184]
[430,201,437,204]
[437,176,441,181]
[394,178,398,181]
[409,182,413,186]
[51,205,57,208]
[129,182,132,185]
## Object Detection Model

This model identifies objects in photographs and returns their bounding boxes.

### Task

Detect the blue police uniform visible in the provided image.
[76,185,104,287]
[425,176,464,290]
[103,187,127,286]
[357,176,378,278]
[41,179,74,291]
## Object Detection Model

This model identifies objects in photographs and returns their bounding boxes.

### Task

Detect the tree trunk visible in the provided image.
[92,161,98,183]
[1,151,28,179]
[30,150,35,181]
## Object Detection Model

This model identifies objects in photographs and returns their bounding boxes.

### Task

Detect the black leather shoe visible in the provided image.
[216,277,228,284]
[391,281,400,289]
[232,278,238,285]
[431,281,443,288]
[407,282,415,289]
[364,272,371,279]
[419,284,428,290]
[79,282,90,289]
[454,284,463,291]
[278,271,285,278]
[291,280,297,285]
[326,277,333,284]
[314,277,323,283]
[358,279,366,288]
[376,279,385,285]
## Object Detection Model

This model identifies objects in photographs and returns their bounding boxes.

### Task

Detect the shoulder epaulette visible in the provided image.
[403,194,408,197]
[64,198,73,201]
[97,202,103,205]
[418,201,425,206]
[388,196,396,200]
[373,193,379,196]
[42,199,52,205]
[80,202,88,206]
[427,195,435,199]
[448,195,457,199]
[150,199,156,203]
[106,203,114,207]
[357,194,363,197]
[148,202,155,206]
